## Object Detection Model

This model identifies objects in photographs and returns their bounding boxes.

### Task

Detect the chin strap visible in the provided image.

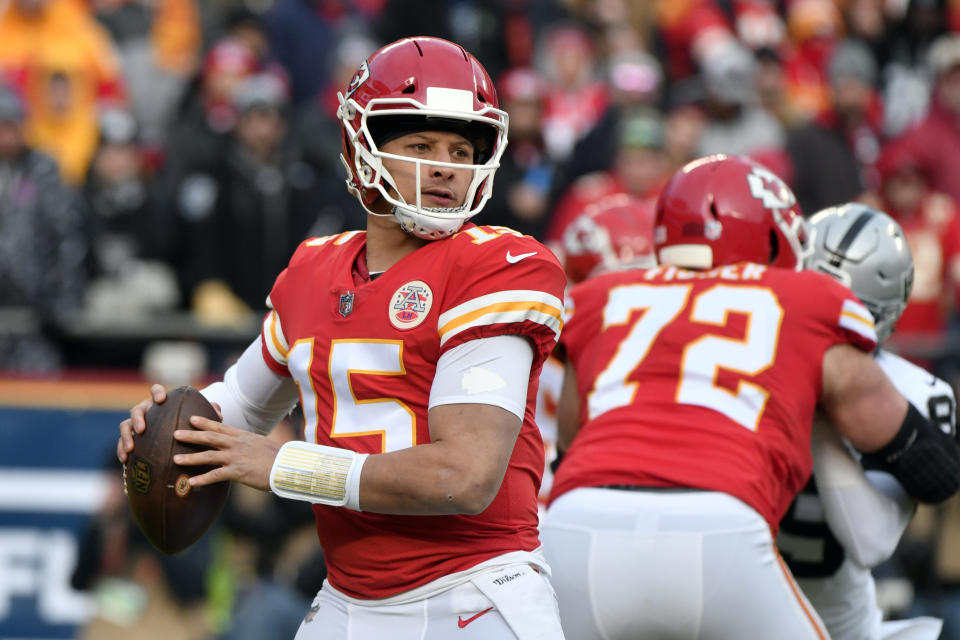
[390,204,468,240]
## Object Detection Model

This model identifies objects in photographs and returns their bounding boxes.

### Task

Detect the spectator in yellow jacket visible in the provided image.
[0,0,126,184]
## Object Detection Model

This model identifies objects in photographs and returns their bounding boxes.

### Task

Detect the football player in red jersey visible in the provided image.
[117,37,566,639]
[559,192,657,284]
[535,194,658,514]
[540,154,960,639]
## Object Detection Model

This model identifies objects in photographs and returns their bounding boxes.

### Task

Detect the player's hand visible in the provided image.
[172,416,280,492]
[117,384,166,464]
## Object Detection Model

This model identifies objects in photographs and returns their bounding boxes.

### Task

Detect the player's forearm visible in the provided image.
[812,419,913,566]
[358,442,508,515]
[352,401,521,515]
[859,403,960,504]
[269,403,520,515]
[269,438,510,515]
[821,344,909,452]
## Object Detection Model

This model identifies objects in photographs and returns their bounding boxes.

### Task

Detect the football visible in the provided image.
[124,386,230,554]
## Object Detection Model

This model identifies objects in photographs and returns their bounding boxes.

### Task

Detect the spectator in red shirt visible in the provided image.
[895,34,960,208]
[876,141,960,352]
[780,0,843,121]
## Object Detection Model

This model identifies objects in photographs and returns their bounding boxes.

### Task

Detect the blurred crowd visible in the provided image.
[2,0,960,373]
[4,0,960,636]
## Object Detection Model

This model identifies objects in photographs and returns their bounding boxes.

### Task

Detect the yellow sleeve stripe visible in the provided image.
[262,310,290,365]
[437,290,563,347]
[438,289,563,325]
[839,299,877,343]
[439,300,562,335]
[841,309,873,327]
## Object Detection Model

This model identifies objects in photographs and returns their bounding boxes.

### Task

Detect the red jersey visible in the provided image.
[550,263,877,531]
[544,171,661,246]
[260,225,565,599]
[887,193,960,338]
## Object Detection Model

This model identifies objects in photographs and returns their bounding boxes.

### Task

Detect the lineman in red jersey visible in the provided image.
[117,38,566,639]
[541,154,960,639]
[559,192,657,284]
[534,194,658,514]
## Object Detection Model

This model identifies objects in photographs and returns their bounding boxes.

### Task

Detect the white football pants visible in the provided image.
[541,487,830,640]
[796,556,943,640]
[293,560,564,640]
[881,618,944,640]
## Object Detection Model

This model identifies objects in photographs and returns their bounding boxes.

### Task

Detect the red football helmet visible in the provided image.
[338,37,509,240]
[562,193,657,283]
[654,154,806,270]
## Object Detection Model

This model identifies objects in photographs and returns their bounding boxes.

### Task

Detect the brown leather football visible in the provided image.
[124,386,230,554]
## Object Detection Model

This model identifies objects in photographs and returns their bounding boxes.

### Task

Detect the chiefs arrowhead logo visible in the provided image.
[746,165,796,210]
[345,60,370,100]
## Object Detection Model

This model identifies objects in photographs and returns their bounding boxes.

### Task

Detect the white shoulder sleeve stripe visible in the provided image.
[262,309,290,366]
[838,298,877,343]
[437,289,563,347]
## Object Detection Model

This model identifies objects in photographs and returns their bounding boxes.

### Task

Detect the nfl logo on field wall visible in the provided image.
[390,280,433,329]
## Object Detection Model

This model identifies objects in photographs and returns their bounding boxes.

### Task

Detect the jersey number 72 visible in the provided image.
[588,283,784,431]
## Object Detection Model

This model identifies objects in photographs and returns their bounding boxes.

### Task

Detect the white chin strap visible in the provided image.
[391,203,471,240]
[359,195,471,240]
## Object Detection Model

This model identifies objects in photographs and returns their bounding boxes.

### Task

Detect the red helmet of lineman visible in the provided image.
[562,193,657,284]
[337,37,509,240]
[654,154,806,270]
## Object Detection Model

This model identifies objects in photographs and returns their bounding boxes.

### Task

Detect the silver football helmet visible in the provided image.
[806,203,913,344]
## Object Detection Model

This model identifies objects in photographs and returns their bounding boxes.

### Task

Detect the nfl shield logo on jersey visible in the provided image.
[339,291,355,318]
[390,280,433,329]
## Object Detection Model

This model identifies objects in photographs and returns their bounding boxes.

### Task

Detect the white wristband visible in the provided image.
[269,441,367,511]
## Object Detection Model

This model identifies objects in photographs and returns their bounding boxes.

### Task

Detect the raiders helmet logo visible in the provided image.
[345,60,370,100]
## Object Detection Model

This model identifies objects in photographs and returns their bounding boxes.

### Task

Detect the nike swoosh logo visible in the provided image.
[457,607,494,628]
[506,250,537,263]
